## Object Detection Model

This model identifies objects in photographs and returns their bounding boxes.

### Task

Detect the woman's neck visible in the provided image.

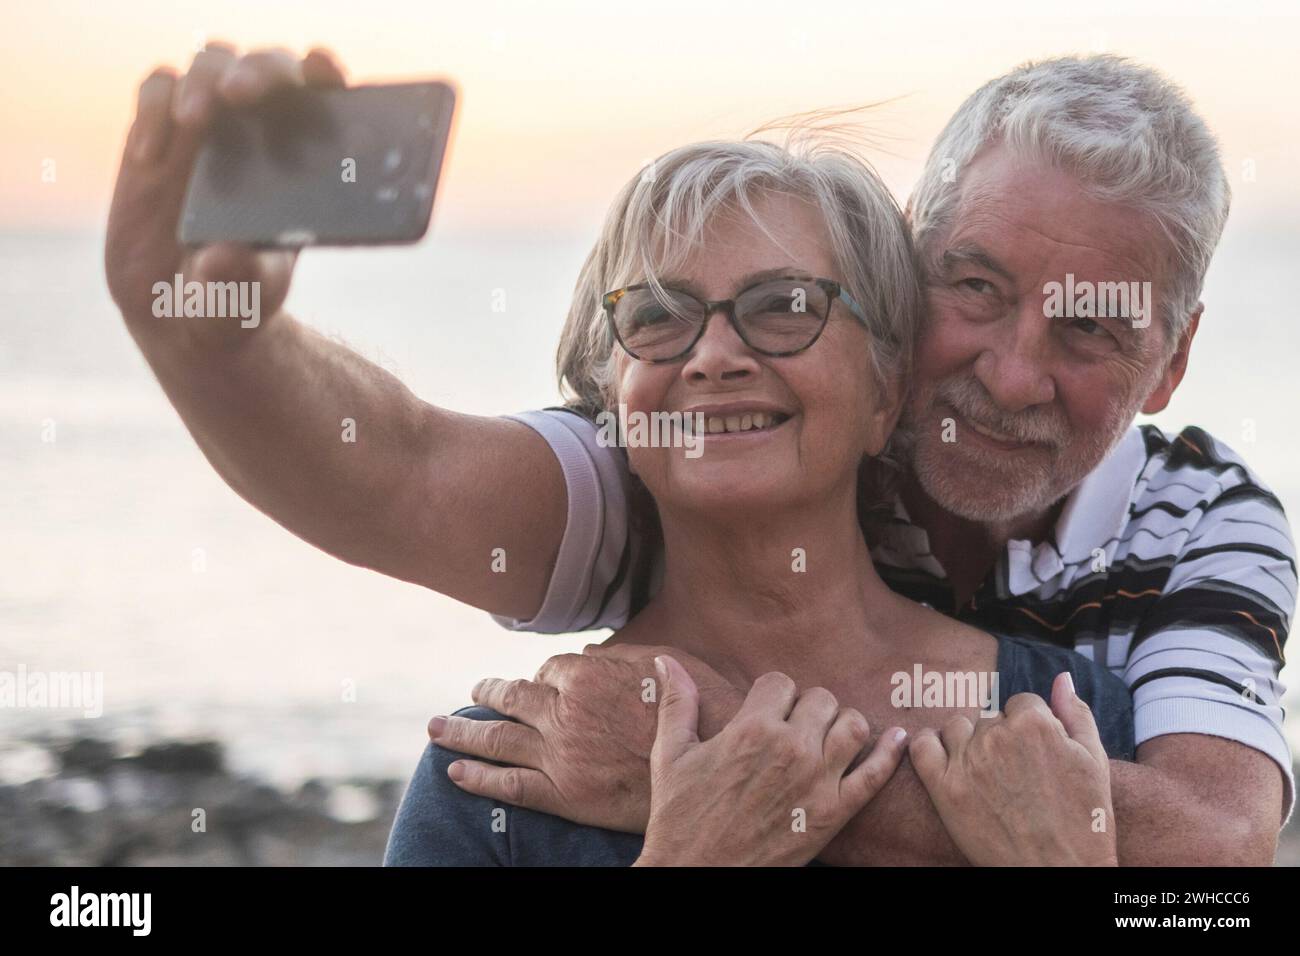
[630,484,909,689]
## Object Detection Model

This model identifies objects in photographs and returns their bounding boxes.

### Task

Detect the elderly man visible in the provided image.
[107,48,1291,863]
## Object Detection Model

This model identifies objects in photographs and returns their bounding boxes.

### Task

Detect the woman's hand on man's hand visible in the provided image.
[909,672,1119,866]
[634,656,909,867]
[428,644,745,833]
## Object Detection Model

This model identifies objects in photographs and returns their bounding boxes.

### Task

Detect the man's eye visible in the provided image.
[958,278,996,295]
[1066,317,1122,352]
[1071,318,1109,336]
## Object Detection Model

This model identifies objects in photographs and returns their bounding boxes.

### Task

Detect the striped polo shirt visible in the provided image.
[492,409,1295,816]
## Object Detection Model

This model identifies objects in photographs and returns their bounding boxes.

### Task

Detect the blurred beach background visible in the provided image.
[2,0,1298,863]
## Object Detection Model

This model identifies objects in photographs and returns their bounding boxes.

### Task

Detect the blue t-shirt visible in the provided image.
[383,634,1134,866]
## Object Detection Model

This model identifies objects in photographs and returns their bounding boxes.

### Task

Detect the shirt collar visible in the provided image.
[1002,425,1145,596]
[1050,425,1146,565]
[876,426,1148,596]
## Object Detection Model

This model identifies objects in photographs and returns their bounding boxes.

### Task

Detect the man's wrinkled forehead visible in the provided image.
[936,149,1169,285]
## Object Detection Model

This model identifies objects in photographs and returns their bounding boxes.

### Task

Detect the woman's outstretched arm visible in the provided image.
[106,45,566,622]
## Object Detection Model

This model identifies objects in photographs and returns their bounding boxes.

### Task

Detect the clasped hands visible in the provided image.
[428,645,1117,866]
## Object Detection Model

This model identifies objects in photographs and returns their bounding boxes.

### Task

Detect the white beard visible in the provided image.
[905,375,1137,525]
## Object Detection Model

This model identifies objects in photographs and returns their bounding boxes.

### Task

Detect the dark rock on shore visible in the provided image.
[129,741,226,774]
[0,736,404,866]
[5,735,1299,866]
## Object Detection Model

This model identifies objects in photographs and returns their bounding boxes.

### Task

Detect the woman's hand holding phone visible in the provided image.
[106,45,346,347]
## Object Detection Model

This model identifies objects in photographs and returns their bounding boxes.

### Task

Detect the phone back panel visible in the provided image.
[179,81,456,246]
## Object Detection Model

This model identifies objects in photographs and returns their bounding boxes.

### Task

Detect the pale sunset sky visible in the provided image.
[2,0,1298,236]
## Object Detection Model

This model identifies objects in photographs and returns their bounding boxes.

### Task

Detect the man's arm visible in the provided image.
[1111,734,1283,866]
[106,44,566,621]
[1102,431,1295,863]
[433,649,1289,865]
[432,645,962,863]
[821,726,1286,866]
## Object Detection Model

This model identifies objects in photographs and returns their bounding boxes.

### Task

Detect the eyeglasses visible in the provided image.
[602,275,868,363]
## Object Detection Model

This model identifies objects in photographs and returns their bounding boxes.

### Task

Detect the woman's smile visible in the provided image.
[677,402,794,442]
[694,413,791,439]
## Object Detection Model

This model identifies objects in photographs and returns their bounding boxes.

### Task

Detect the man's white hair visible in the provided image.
[908,54,1230,344]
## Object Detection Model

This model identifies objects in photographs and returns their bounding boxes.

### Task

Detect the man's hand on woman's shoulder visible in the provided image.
[428,643,744,833]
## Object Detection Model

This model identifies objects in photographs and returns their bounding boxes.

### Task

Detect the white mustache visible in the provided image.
[936,377,1067,448]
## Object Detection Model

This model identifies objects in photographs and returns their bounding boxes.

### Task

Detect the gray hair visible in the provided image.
[556,136,920,420]
[908,54,1230,345]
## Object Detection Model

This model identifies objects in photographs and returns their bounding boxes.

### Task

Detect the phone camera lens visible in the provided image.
[382,147,404,177]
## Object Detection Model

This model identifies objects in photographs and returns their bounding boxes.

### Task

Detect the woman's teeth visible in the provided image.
[686,412,786,435]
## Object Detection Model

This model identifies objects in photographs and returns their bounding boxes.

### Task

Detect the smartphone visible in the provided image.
[179,80,456,247]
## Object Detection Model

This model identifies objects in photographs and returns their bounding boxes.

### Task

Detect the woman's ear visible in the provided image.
[864,372,906,458]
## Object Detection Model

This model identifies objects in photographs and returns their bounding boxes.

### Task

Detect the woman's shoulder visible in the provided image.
[994,633,1126,703]
[387,703,644,867]
[383,706,514,866]
[449,705,507,722]
[994,634,1135,761]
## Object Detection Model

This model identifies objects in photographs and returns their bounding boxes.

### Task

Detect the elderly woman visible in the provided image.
[383,136,1134,866]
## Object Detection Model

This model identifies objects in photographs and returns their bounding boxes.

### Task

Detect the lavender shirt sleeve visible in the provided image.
[490,409,638,634]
